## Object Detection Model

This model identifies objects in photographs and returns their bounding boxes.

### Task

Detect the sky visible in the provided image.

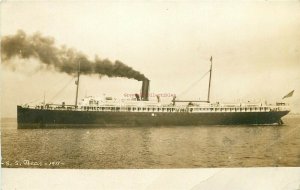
[1,1,300,117]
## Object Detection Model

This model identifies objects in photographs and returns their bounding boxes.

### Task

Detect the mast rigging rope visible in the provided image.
[177,70,210,98]
[48,76,76,103]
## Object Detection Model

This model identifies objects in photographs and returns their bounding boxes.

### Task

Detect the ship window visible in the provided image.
[133,107,136,111]
[138,107,141,111]
[116,107,120,111]
[147,108,150,111]
[162,108,165,111]
[158,108,161,111]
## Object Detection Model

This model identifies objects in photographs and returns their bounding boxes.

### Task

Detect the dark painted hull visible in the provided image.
[17,106,289,128]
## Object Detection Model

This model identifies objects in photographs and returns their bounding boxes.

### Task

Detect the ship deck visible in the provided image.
[19,103,290,114]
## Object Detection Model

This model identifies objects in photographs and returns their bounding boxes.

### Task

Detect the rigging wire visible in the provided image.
[48,76,76,103]
[49,75,74,92]
[24,75,76,105]
[26,98,42,105]
[177,70,210,98]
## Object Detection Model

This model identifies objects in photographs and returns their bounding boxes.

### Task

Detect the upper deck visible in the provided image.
[19,96,290,113]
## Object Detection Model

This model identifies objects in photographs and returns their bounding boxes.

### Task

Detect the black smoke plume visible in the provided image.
[1,30,147,81]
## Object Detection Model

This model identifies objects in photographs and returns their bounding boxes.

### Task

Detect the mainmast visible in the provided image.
[207,56,213,103]
[75,61,81,108]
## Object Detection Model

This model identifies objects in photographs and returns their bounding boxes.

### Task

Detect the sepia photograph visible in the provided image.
[1,0,300,189]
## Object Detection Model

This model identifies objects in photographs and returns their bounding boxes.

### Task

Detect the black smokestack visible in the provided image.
[141,79,150,101]
[1,30,147,81]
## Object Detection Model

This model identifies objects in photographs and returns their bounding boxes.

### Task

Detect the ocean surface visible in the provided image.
[1,116,300,169]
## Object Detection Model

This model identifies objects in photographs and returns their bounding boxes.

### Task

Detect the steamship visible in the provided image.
[17,58,292,128]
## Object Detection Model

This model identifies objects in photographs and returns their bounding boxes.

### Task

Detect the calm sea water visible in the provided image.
[1,116,300,169]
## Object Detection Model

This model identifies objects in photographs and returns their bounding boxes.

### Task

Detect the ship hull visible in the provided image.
[17,106,289,128]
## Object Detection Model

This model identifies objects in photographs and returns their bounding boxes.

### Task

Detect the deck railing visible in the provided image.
[20,104,290,113]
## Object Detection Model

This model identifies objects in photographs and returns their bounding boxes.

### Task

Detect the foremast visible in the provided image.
[75,61,81,108]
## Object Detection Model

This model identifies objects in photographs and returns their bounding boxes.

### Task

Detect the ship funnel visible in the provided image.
[141,79,150,101]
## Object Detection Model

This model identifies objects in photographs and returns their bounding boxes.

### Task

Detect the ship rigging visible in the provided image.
[17,56,293,128]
